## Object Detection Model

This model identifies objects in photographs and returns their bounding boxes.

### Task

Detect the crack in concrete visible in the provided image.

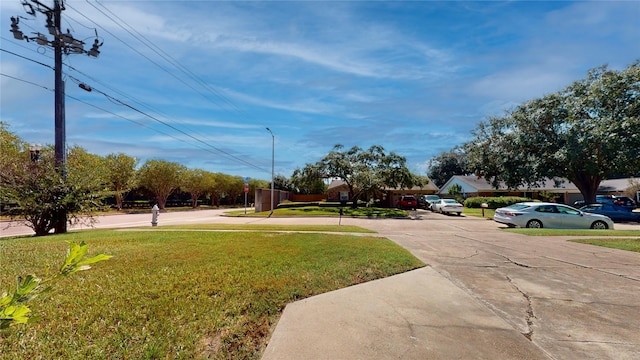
[498,254,533,268]
[506,275,536,341]
[542,256,640,282]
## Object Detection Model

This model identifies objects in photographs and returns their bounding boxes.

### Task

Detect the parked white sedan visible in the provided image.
[432,199,464,216]
[494,202,614,229]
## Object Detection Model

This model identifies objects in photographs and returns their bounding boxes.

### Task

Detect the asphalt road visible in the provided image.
[2,209,639,359]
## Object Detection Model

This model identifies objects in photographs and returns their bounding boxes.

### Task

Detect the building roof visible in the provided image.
[327,179,439,192]
[598,178,639,192]
[439,175,580,194]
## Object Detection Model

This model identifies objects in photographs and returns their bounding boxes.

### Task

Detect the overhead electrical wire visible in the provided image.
[65,1,237,115]
[93,0,242,113]
[3,71,266,172]
[2,46,267,173]
[65,1,268,168]
[67,75,268,172]
[6,2,273,174]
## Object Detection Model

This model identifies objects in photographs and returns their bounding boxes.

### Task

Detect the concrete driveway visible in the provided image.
[351,210,640,359]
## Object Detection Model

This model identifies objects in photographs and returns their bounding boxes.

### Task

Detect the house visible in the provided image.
[327,179,440,207]
[598,177,639,193]
[438,175,582,204]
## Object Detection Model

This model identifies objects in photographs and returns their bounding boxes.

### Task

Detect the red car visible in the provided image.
[396,195,418,210]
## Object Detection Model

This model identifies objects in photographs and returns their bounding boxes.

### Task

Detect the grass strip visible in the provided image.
[0,229,423,359]
[570,238,640,252]
[502,229,640,237]
[153,224,375,233]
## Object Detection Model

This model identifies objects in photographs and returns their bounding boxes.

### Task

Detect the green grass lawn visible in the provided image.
[570,238,640,252]
[0,228,424,359]
[156,223,376,233]
[502,228,640,253]
[503,228,640,237]
[462,207,495,218]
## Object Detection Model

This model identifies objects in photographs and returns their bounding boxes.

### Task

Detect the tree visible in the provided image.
[225,176,245,206]
[466,61,640,204]
[316,144,423,204]
[137,160,186,209]
[182,168,213,208]
[427,147,470,187]
[272,174,294,192]
[291,164,327,194]
[208,172,225,207]
[104,153,138,210]
[447,183,464,203]
[1,125,110,235]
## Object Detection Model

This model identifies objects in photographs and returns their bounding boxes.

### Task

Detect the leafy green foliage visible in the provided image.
[465,61,640,203]
[104,153,138,210]
[315,144,425,203]
[0,144,110,235]
[290,164,327,194]
[463,196,532,209]
[427,146,470,187]
[446,183,464,203]
[137,159,186,209]
[1,242,111,329]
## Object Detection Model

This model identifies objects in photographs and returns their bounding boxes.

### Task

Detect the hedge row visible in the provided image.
[463,196,533,209]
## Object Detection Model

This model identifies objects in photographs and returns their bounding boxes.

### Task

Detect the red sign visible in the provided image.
[244,184,249,193]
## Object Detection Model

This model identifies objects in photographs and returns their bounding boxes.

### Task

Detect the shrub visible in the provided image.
[464,196,532,209]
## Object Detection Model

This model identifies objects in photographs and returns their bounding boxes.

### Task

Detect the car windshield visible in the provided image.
[444,199,458,204]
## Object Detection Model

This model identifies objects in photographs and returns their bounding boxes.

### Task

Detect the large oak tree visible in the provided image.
[465,61,640,203]
[315,144,424,204]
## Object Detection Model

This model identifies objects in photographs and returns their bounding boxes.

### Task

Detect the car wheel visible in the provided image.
[590,221,608,229]
[526,219,543,228]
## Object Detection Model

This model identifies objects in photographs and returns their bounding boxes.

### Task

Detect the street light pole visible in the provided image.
[266,127,274,217]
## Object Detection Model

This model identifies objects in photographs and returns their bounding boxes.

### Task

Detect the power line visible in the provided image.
[1,47,268,173]
[2,71,264,171]
[0,47,55,70]
[64,75,268,173]
[1,72,54,91]
[93,0,241,113]
[65,1,236,114]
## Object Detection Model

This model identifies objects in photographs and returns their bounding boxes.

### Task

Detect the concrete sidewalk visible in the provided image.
[262,266,550,360]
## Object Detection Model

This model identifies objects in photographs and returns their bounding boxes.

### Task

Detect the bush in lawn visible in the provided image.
[464,196,532,209]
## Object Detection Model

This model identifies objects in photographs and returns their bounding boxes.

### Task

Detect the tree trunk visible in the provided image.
[115,193,123,210]
[571,172,601,204]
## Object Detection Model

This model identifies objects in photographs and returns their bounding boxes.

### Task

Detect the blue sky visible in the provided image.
[1,1,639,182]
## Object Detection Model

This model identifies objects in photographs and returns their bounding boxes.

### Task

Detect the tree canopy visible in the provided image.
[427,146,470,188]
[465,61,640,203]
[137,160,186,209]
[314,144,424,203]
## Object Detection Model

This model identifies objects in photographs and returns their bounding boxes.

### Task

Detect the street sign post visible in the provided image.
[244,177,250,214]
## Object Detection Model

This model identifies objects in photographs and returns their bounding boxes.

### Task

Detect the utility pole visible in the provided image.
[10,0,103,233]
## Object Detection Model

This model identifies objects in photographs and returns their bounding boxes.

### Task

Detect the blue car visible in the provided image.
[580,203,640,223]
